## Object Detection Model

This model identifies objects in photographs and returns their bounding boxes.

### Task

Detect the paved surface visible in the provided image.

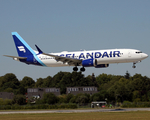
[0,108,150,114]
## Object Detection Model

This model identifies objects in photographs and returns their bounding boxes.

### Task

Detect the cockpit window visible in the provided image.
[136,51,142,54]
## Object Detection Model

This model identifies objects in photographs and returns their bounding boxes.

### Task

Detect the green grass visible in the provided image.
[0,111,150,120]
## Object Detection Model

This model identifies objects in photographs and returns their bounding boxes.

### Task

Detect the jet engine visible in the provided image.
[95,64,109,68]
[82,59,109,68]
[82,59,97,67]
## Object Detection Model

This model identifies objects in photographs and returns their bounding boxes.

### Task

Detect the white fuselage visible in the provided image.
[5,32,148,71]
[37,49,148,67]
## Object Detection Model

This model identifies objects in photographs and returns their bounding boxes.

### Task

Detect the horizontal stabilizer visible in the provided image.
[3,55,27,59]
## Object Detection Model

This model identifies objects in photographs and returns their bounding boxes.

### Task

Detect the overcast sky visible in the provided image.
[0,0,150,80]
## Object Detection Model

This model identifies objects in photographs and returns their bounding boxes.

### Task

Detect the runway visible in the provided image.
[0,108,150,114]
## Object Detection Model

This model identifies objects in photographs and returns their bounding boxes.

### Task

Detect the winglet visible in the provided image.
[35,45,43,54]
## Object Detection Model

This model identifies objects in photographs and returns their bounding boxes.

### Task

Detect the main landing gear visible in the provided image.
[73,67,85,72]
[73,67,78,71]
[80,67,85,72]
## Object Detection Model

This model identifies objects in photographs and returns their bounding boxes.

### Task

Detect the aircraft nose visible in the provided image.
[142,53,148,59]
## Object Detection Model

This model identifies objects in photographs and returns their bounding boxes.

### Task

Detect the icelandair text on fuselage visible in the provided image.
[60,51,121,59]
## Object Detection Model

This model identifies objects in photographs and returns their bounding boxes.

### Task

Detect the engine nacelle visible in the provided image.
[82,59,109,68]
[95,64,109,68]
[82,59,97,67]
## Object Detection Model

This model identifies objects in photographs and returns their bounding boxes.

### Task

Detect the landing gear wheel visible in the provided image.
[80,67,85,72]
[73,67,78,71]
[132,66,136,68]
[132,63,136,68]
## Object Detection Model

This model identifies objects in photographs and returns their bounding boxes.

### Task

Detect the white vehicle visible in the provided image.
[4,32,148,72]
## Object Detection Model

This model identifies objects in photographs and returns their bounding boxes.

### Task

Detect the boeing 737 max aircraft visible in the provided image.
[4,32,148,72]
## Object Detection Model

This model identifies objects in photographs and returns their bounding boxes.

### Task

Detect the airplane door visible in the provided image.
[128,51,131,57]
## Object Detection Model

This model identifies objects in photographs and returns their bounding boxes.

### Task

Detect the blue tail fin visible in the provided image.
[12,32,46,66]
[12,32,35,57]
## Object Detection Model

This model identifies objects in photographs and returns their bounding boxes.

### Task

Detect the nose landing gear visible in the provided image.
[132,61,141,68]
[132,63,136,68]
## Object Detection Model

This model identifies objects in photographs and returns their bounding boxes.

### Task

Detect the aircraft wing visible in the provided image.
[3,55,27,59]
[43,53,82,65]
[35,45,82,66]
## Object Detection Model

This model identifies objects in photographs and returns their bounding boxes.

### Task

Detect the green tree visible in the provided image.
[70,72,85,86]
[35,78,44,87]
[2,82,18,90]
[0,98,12,105]
[59,72,72,94]
[96,73,113,87]
[42,76,53,87]
[132,90,140,102]
[131,75,150,102]
[20,76,35,88]
[124,71,130,79]
[12,94,26,105]
[85,73,98,87]
[3,73,20,86]
[65,94,74,103]
[58,94,66,103]
[4,88,14,92]
[107,77,132,102]
[58,72,86,94]
[147,91,150,101]
[52,71,69,87]
[75,93,90,105]
[0,73,20,91]
[14,85,26,95]
[41,93,58,104]
[90,92,105,101]
[69,95,76,103]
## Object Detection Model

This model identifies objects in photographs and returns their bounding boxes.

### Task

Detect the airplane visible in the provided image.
[4,32,148,72]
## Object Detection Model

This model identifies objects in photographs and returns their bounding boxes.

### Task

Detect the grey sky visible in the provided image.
[0,0,150,80]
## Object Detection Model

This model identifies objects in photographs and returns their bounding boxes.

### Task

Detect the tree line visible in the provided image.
[0,71,150,105]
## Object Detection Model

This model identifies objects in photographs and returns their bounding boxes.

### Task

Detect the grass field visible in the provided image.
[0,111,150,120]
